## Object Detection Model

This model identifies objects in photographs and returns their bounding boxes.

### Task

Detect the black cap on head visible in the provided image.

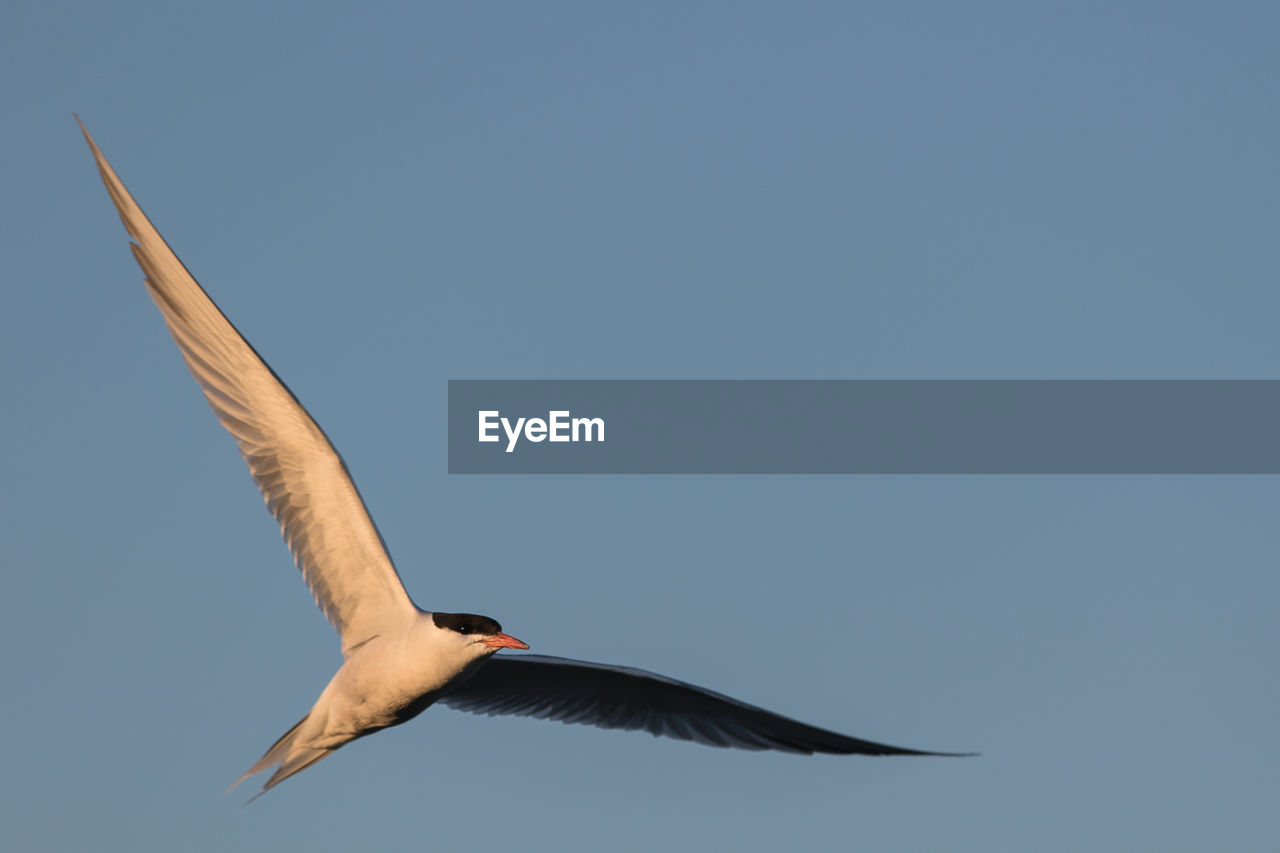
[432,612,503,636]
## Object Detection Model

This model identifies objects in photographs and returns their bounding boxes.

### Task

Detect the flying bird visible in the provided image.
[79,118,967,801]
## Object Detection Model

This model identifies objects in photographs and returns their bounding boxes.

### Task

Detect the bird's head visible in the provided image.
[431,611,529,660]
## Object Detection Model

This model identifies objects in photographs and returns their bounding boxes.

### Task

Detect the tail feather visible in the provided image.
[226,712,334,803]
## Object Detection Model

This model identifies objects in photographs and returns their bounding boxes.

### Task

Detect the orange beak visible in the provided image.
[481,632,529,650]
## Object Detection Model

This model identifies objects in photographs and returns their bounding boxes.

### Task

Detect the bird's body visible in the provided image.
[79,117,966,802]
[232,611,524,797]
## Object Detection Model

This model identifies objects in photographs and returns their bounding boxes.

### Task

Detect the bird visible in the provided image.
[78,118,968,802]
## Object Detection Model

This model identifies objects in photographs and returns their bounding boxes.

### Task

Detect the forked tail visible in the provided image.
[226,713,333,804]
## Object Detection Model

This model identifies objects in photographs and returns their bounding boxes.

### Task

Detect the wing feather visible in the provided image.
[440,654,966,756]
[80,119,418,650]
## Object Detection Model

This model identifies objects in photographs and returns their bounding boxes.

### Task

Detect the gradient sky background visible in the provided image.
[4,3,1279,851]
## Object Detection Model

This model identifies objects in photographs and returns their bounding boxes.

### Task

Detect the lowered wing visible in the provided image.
[441,654,964,756]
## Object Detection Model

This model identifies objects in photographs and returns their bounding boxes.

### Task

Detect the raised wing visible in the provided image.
[80,119,419,651]
[440,654,964,755]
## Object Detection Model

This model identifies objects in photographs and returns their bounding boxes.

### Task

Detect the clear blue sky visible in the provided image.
[4,3,1278,851]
